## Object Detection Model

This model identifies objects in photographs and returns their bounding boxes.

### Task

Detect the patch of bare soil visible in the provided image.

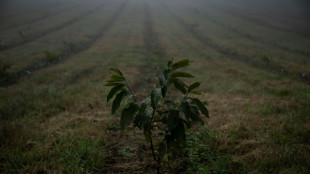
[101,129,158,174]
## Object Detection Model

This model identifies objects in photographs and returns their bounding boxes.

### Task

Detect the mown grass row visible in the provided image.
[0,1,128,87]
[0,0,59,27]
[0,0,86,32]
[0,1,147,172]
[0,0,108,51]
[150,0,310,173]
[158,0,309,84]
[1,0,309,173]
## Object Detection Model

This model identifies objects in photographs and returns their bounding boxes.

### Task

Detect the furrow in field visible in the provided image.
[158,0,310,84]
[0,2,128,87]
[199,0,310,38]
[203,13,309,56]
[143,2,167,68]
[124,1,168,94]
[0,1,109,52]
[168,0,309,59]
[0,1,85,31]
[0,1,58,19]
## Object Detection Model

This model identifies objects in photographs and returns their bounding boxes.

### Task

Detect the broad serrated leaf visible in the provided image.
[167,110,179,131]
[111,74,125,80]
[161,85,167,98]
[112,91,126,114]
[190,106,204,125]
[120,103,138,131]
[191,98,209,118]
[107,84,125,102]
[191,90,202,95]
[134,113,147,129]
[140,97,150,113]
[106,78,123,83]
[181,101,191,121]
[188,82,200,92]
[171,59,190,70]
[143,123,152,142]
[173,80,187,94]
[151,88,161,109]
[163,69,170,80]
[173,118,185,143]
[141,96,151,104]
[170,72,194,79]
[110,67,123,76]
[159,76,165,86]
[105,82,123,86]
[159,76,167,98]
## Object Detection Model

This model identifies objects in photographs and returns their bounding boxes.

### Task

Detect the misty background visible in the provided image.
[1,0,309,36]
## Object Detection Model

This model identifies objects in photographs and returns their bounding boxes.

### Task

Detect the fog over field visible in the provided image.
[0,0,309,173]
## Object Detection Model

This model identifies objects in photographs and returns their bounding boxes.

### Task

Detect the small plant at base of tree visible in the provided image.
[105,59,209,174]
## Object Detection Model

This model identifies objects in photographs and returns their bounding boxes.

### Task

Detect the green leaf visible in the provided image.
[140,104,147,113]
[170,72,194,79]
[105,82,123,86]
[120,103,138,131]
[190,106,204,125]
[181,101,191,121]
[140,97,151,113]
[112,91,127,114]
[163,69,170,80]
[191,90,202,95]
[191,98,209,118]
[111,75,125,80]
[188,82,200,92]
[151,88,161,109]
[107,84,125,102]
[159,76,167,98]
[106,79,123,83]
[141,96,151,104]
[143,123,152,142]
[173,80,187,94]
[167,110,179,131]
[167,60,173,67]
[173,118,185,144]
[161,85,167,98]
[171,59,190,70]
[134,113,147,129]
[159,76,165,86]
[110,67,123,76]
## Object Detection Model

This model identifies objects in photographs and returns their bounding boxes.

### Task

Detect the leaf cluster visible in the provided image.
[105,59,209,165]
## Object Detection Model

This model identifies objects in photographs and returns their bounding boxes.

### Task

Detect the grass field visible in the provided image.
[0,0,309,173]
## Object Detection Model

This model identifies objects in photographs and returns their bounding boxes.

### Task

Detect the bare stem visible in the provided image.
[150,108,160,174]
[149,109,157,161]
[150,136,156,161]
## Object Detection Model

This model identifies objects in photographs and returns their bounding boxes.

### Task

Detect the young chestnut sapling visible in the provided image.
[105,59,209,174]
